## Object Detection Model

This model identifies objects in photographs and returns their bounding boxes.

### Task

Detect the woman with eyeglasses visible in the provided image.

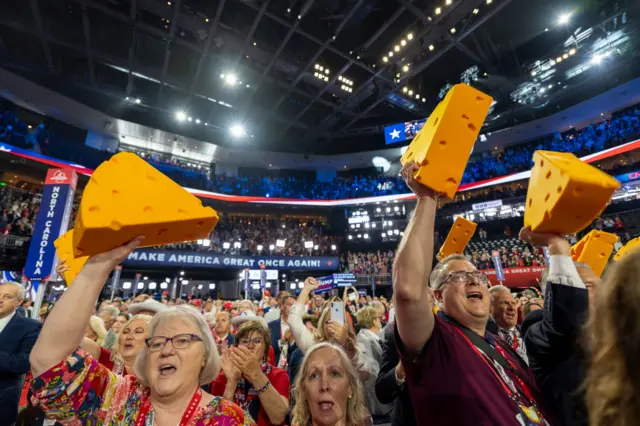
[29,239,255,425]
[210,320,290,426]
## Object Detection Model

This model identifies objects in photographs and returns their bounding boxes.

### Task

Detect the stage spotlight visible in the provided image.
[558,12,571,25]
[223,73,237,86]
[135,98,141,104]
[591,52,609,65]
[230,125,245,137]
[176,111,186,121]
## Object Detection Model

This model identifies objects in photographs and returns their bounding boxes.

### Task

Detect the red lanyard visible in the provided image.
[135,388,203,426]
[453,327,535,405]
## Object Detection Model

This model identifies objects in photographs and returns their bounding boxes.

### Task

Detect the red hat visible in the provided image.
[189,299,203,308]
[264,290,271,297]
[223,302,233,311]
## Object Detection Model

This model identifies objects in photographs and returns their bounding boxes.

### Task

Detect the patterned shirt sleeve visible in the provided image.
[212,397,258,425]
[30,348,133,423]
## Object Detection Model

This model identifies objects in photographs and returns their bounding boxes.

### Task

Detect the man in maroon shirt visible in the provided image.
[393,162,557,426]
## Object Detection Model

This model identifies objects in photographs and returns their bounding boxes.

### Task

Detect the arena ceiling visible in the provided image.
[0,0,638,155]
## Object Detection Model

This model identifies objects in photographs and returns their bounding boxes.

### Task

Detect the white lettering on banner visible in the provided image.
[34,189,61,275]
[125,251,334,271]
[287,259,321,268]
[484,267,545,276]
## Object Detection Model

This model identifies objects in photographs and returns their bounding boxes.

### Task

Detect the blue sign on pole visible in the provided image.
[260,268,267,289]
[23,169,77,291]
[314,276,335,294]
[491,251,505,282]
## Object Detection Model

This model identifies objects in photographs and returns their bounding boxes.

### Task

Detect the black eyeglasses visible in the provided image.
[438,271,489,289]
[145,333,203,352]
[238,337,264,346]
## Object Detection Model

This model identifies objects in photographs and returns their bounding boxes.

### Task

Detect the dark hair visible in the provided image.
[302,314,318,328]
[235,321,271,360]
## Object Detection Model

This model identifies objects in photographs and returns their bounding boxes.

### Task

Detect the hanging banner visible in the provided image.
[23,169,77,291]
[124,249,339,271]
[491,250,505,282]
[485,266,545,288]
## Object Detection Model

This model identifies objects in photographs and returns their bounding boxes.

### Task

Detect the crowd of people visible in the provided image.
[3,102,640,200]
[0,187,39,237]
[3,157,640,426]
[462,104,640,184]
[145,215,340,257]
[0,185,339,257]
[340,250,396,275]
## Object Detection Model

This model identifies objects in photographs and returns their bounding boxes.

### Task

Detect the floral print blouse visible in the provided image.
[30,349,256,426]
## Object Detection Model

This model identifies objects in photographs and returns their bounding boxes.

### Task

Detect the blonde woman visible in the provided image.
[83,314,152,375]
[586,247,640,426]
[291,342,370,426]
[84,315,107,346]
[288,278,372,380]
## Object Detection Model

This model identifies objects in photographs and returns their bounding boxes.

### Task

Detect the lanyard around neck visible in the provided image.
[135,388,203,426]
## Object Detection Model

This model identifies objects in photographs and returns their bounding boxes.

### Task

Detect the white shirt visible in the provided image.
[0,311,16,334]
[280,318,290,339]
[264,307,281,323]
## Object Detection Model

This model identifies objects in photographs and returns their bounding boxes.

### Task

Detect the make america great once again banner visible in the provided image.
[123,249,339,271]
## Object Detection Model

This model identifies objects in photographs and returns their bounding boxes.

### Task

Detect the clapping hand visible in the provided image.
[283,328,294,344]
[230,346,262,383]
[220,343,242,382]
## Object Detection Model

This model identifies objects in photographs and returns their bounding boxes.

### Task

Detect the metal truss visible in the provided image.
[320,0,514,140]
[28,0,54,73]
[302,0,481,140]
[157,0,183,101]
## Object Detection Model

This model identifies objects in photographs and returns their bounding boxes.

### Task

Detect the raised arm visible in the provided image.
[289,278,319,354]
[295,277,317,306]
[393,162,438,352]
[520,228,588,374]
[30,238,143,377]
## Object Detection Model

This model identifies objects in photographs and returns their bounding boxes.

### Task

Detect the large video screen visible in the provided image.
[383,118,426,145]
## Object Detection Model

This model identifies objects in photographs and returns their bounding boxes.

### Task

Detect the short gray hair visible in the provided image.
[1,282,26,301]
[99,305,120,318]
[134,306,219,387]
[488,285,510,302]
[238,299,255,313]
[429,254,471,289]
